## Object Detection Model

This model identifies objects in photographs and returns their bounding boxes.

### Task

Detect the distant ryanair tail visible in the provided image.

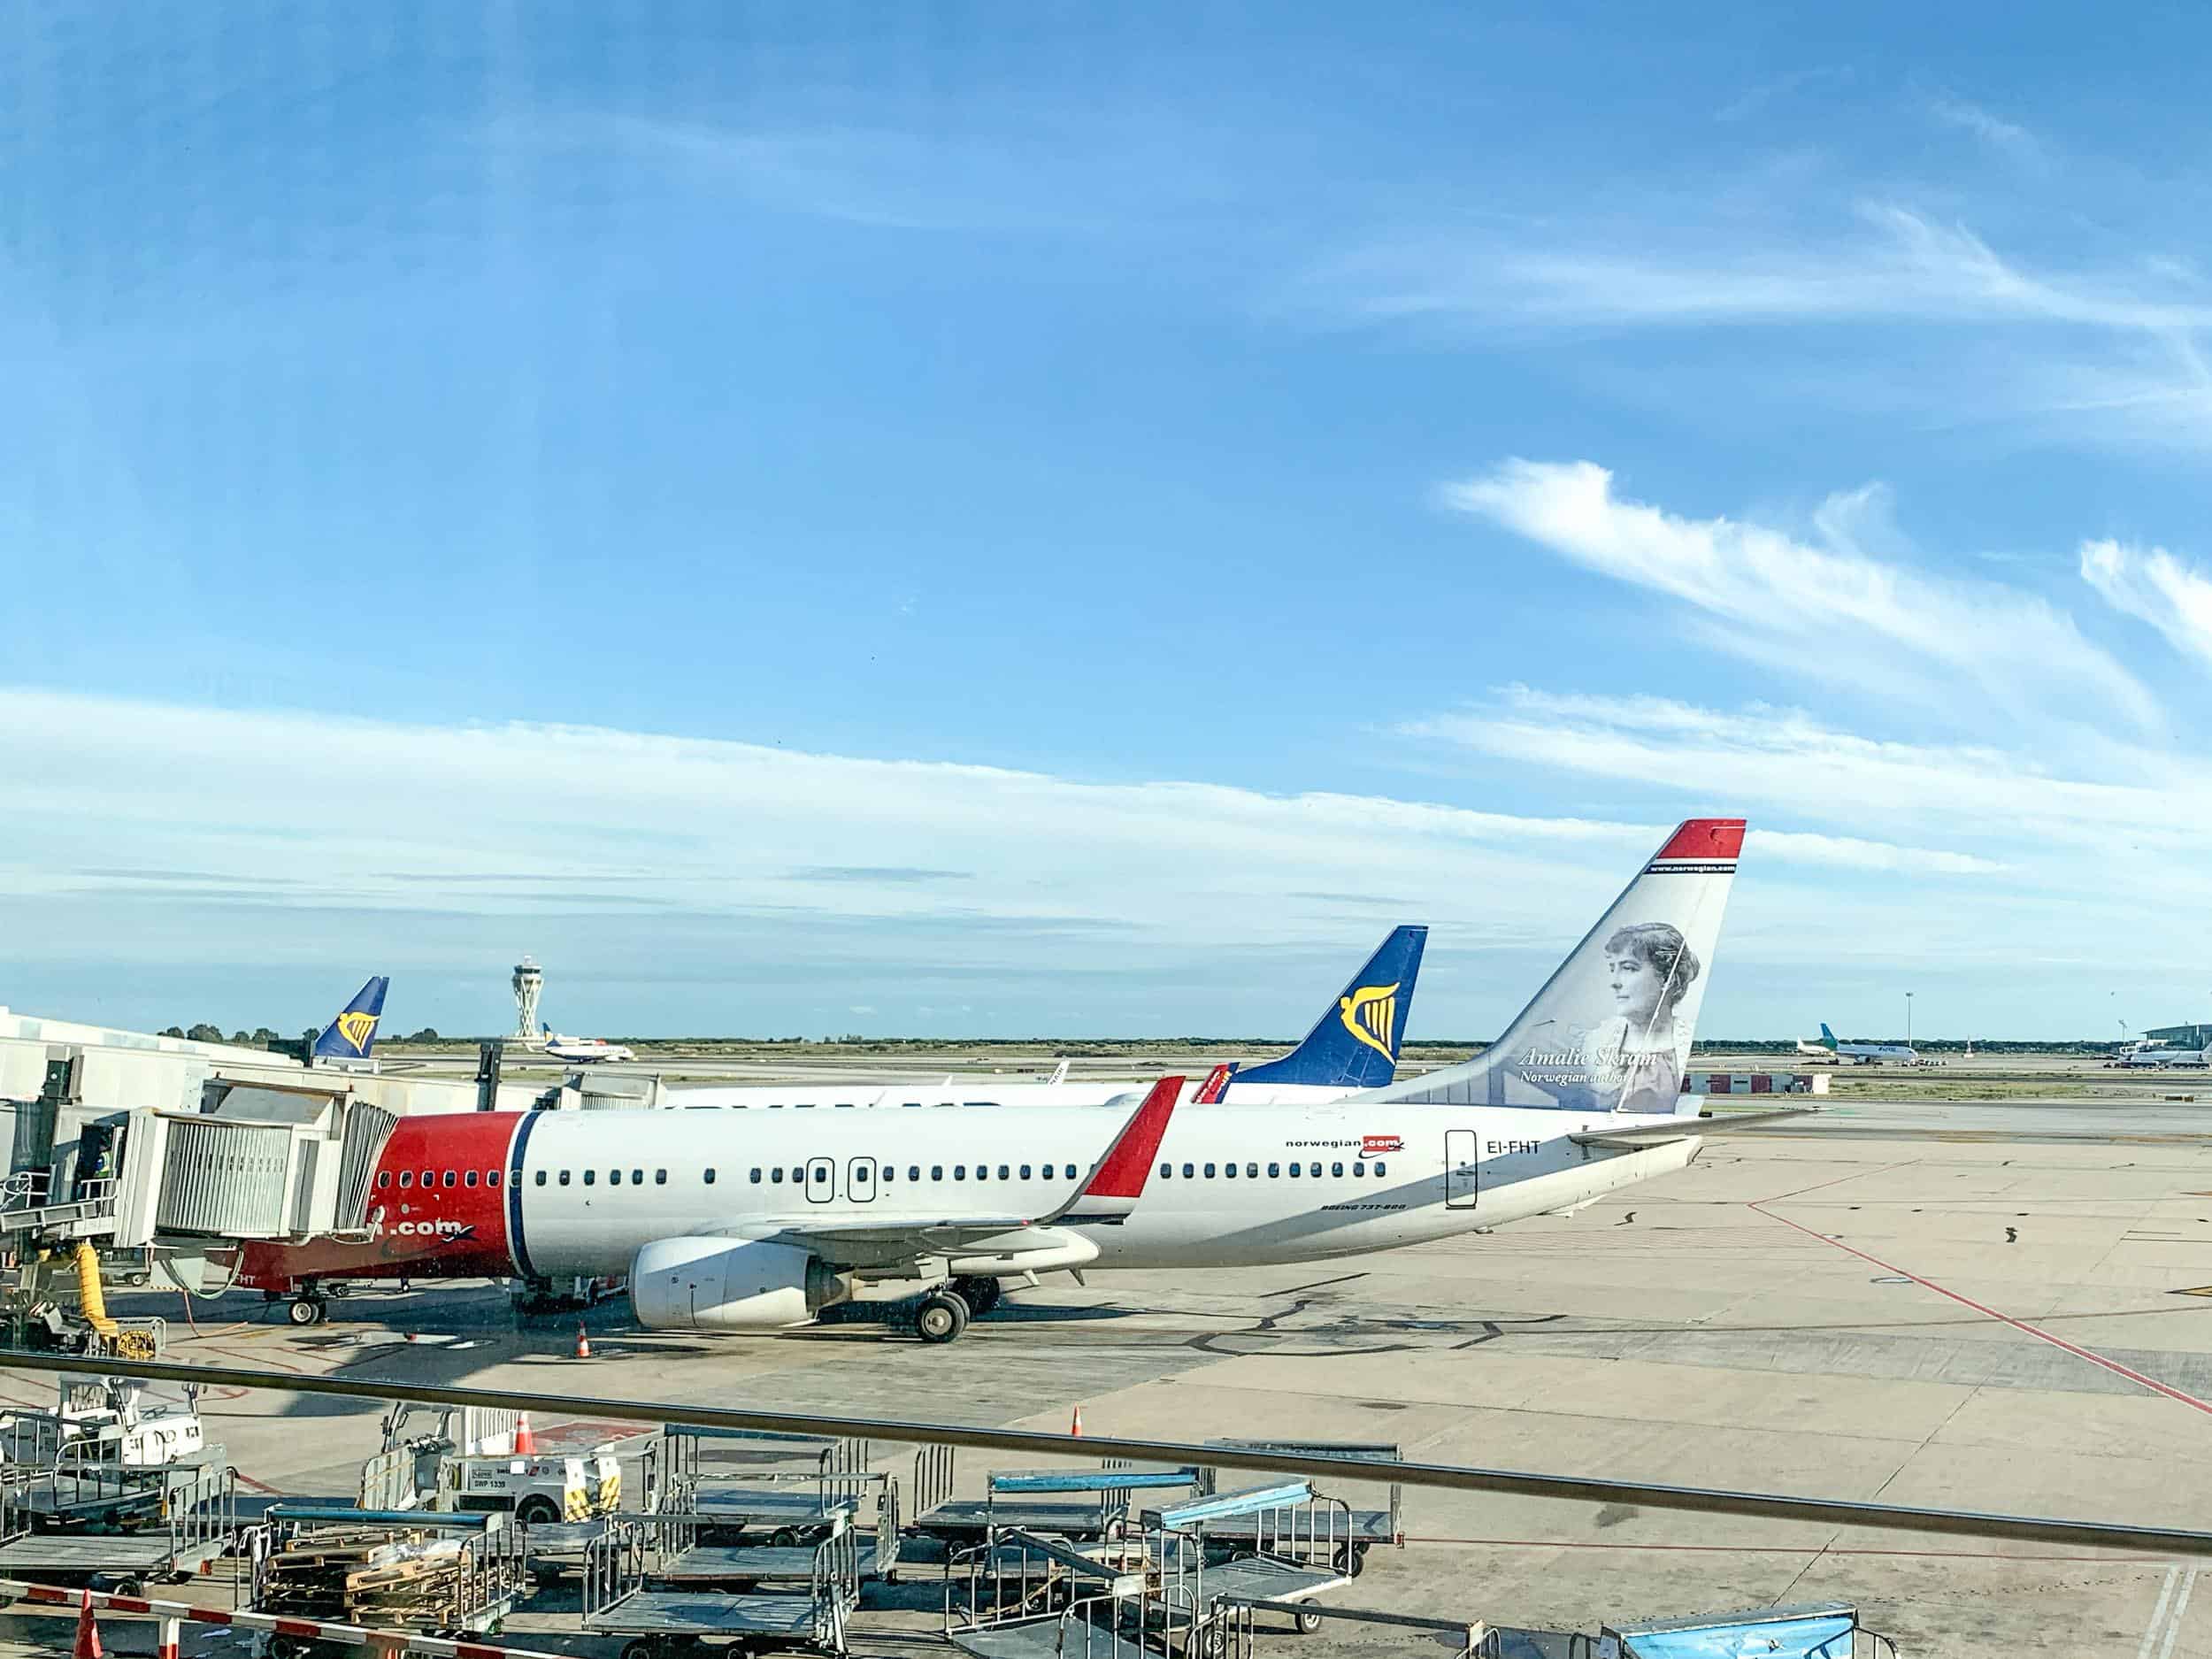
[311,976,388,1063]
[1363,819,1744,1115]
[1235,924,1428,1092]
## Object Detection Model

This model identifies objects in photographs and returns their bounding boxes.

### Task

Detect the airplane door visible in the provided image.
[848,1157,877,1204]
[1445,1130,1479,1210]
[805,1157,834,1203]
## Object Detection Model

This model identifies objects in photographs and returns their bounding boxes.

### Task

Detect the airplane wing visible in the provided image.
[727,1076,1185,1267]
[1570,1107,1816,1148]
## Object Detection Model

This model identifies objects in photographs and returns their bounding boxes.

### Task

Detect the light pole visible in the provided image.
[1906,991,1913,1048]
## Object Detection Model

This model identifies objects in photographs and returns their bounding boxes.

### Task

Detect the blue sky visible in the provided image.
[9,2,2212,1041]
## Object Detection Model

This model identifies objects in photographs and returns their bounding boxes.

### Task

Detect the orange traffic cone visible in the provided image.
[73,1589,102,1659]
[513,1413,538,1455]
[574,1322,591,1361]
[1070,1404,1083,1438]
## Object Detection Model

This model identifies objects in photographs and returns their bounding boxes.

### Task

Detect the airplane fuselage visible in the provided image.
[242,1099,1694,1291]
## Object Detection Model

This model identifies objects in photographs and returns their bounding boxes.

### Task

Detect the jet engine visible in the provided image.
[629,1237,849,1332]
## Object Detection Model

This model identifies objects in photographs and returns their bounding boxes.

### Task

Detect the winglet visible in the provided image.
[1056,1076,1182,1225]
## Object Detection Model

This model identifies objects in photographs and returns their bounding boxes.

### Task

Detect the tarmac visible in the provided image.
[10,1098,2212,1656]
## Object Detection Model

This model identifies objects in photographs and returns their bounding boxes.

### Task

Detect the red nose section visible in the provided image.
[239,1112,521,1289]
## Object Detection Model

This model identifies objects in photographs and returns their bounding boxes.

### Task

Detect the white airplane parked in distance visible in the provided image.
[1796,1023,1917,1066]
[238,819,1779,1343]
[539,1022,636,1064]
[2112,1041,2210,1069]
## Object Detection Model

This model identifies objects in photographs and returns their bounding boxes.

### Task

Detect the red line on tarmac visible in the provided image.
[1748,1199,2212,1417]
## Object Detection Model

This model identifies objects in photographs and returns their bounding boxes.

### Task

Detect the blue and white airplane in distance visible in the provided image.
[1796,1022,1917,1065]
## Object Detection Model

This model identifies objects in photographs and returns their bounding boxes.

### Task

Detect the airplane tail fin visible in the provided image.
[1818,1023,1839,1048]
[1236,925,1428,1090]
[311,976,389,1062]
[1364,819,1744,1115]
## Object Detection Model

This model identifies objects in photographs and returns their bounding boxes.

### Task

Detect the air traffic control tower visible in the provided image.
[512,956,543,1042]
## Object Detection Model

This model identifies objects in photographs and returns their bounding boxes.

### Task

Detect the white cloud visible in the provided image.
[1928,96,2040,161]
[1441,459,2158,729]
[2079,537,2212,671]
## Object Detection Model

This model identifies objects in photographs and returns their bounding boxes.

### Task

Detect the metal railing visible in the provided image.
[19,1350,2212,1560]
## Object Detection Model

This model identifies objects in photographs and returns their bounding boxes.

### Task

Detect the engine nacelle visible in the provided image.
[629,1238,847,1332]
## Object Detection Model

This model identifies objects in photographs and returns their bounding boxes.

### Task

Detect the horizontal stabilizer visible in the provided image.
[1571,1107,1814,1148]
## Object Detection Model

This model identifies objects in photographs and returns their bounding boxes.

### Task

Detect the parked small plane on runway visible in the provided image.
[238,821,1778,1340]
[1796,1022,1917,1066]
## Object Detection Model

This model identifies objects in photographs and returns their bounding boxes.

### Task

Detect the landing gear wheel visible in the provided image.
[915,1290,971,1345]
[1295,1609,1323,1635]
[286,1296,326,1327]
[268,1638,303,1659]
[952,1276,1002,1317]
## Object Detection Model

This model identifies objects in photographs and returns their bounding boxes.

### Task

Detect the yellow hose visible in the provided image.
[74,1242,119,1338]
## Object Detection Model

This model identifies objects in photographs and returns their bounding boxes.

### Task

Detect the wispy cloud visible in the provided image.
[2080,538,2212,670]
[1441,459,2158,728]
[1714,65,1854,125]
[1928,95,2040,161]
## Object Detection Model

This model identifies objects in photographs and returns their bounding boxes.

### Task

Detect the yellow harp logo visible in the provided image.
[334,1011,379,1054]
[1338,982,1399,1060]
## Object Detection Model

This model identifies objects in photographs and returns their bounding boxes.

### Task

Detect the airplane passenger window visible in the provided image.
[997,1164,1010,1179]
[1064,1164,1077,1179]
[1159,1163,1171,1179]
[790,1165,803,1182]
[420,1169,433,1187]
[1267,1164,1279,1178]
[704,1168,717,1184]
[1332,1163,1344,1177]
[909,1165,921,1181]
[1288,1163,1300,1177]
[932,1165,943,1180]
[772,1168,784,1183]
[633,1169,643,1184]
[399,1171,412,1187]
[1225,1163,1237,1179]
[655,1170,667,1185]
[1374,1161,1386,1176]
[610,1170,622,1185]
[1353,1161,1366,1176]
[583,1170,596,1186]
[1183,1163,1194,1178]
[976,1164,989,1182]
[465,1171,479,1187]
[558,1171,571,1186]
[882,1166,895,1183]
[489,1171,501,1188]
[1204,1163,1217,1178]
[378,1172,390,1188]
[1021,1164,1033,1179]
[1245,1163,1257,1178]
[750,1169,762,1183]
[534,1171,546,1187]
[955,1165,966,1180]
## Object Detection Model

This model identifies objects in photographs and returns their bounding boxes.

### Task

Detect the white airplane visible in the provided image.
[1795,1023,1917,1066]
[539,1023,635,1064]
[2112,1041,2209,1069]
[665,926,1430,1112]
[238,820,1779,1341]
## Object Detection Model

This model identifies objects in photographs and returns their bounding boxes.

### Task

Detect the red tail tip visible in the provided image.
[1656,818,1746,861]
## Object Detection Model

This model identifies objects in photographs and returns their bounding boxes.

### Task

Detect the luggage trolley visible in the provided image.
[664,1428,887,1554]
[0,1448,236,1595]
[911,1446,1202,1554]
[584,1513,860,1659]
[1583,1601,1901,1657]
[1197,1439,1404,1578]
[238,1504,524,1657]
[944,1524,1187,1659]
[1141,1480,1354,1647]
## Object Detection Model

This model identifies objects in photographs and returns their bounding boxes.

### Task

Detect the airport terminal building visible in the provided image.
[2145,1023,2212,1050]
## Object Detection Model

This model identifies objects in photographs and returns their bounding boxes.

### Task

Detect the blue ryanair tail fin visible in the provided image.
[311,977,388,1062]
[1235,926,1427,1091]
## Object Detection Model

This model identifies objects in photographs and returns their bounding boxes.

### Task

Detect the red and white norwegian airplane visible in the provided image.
[241,820,1757,1343]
